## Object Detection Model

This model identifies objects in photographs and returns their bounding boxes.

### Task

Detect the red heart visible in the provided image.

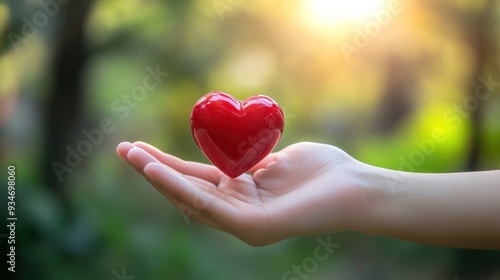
[190,92,284,178]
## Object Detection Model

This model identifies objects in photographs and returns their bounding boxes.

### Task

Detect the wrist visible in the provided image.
[351,162,404,236]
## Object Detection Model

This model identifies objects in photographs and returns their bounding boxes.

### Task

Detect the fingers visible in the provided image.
[144,162,240,228]
[116,142,135,161]
[117,142,156,177]
[125,147,191,214]
[127,147,161,170]
[117,142,229,232]
[134,141,221,185]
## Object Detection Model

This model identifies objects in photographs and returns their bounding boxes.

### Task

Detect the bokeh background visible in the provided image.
[1,0,500,279]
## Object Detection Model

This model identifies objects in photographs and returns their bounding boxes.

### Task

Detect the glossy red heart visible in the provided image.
[190,92,284,178]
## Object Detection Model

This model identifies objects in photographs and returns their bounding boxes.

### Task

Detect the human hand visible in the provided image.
[116,141,367,246]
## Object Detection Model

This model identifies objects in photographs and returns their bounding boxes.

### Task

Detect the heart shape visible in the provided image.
[190,92,284,178]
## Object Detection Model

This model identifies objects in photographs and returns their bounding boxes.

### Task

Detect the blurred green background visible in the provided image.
[1,0,500,279]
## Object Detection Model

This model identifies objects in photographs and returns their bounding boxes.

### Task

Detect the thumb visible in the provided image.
[248,153,279,172]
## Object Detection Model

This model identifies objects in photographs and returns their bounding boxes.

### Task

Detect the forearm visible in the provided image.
[358,165,500,249]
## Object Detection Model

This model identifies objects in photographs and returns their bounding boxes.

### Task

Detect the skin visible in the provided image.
[116,141,500,249]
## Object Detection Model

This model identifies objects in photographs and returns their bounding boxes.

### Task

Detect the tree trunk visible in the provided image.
[465,0,494,171]
[41,0,94,219]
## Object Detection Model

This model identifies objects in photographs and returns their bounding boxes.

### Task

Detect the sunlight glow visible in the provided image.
[303,0,387,26]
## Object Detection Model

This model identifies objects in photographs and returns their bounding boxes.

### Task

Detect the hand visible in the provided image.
[118,141,500,249]
[116,141,366,246]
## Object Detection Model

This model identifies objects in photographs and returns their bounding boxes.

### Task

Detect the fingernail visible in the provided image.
[126,147,143,159]
[143,162,162,183]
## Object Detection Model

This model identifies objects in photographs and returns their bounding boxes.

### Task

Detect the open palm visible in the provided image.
[117,141,364,246]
